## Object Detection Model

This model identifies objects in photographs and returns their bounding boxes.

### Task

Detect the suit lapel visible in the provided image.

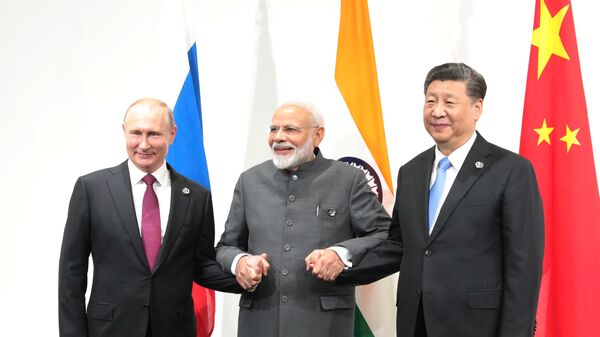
[153,167,191,272]
[418,148,436,240]
[428,134,491,243]
[106,161,149,269]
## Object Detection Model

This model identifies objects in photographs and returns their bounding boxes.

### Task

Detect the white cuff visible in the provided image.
[231,252,250,274]
[328,246,352,268]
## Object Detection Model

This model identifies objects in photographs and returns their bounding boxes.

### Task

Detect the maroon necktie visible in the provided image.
[142,174,161,271]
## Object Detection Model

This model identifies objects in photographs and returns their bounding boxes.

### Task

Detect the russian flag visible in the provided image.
[157,1,215,336]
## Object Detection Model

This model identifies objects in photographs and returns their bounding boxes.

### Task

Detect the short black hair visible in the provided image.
[424,63,487,102]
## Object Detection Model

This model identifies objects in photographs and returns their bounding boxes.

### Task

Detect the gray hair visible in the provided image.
[424,63,487,102]
[278,101,325,127]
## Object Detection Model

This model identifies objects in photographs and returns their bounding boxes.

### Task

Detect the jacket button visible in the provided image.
[424,250,432,256]
[415,290,421,297]
[282,269,288,276]
[291,174,298,181]
[144,304,150,310]
[286,220,293,226]
[281,296,288,302]
[288,195,295,202]
[283,244,291,251]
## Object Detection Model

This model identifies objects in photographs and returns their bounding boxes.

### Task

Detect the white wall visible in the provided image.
[0,1,597,336]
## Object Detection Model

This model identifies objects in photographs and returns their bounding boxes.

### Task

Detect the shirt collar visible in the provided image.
[433,131,478,172]
[127,160,170,187]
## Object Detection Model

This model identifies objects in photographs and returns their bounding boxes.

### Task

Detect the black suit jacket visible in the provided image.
[59,161,240,337]
[339,133,544,337]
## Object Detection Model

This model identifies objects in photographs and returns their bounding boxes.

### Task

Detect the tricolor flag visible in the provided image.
[157,1,215,336]
[333,0,396,336]
[520,0,600,336]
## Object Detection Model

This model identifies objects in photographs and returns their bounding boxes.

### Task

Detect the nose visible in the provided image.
[431,103,446,118]
[139,135,150,149]
[272,128,287,142]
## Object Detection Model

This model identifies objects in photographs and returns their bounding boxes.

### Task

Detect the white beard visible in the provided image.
[271,138,314,169]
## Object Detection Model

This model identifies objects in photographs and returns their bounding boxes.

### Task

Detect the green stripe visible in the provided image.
[354,306,375,337]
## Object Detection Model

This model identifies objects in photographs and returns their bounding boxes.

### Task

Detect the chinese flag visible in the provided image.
[520,0,600,336]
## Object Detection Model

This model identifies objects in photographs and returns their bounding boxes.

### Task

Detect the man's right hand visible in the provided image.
[235,253,270,290]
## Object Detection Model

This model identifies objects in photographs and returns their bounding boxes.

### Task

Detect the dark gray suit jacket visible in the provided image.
[216,149,391,337]
[338,133,544,337]
[59,161,240,337]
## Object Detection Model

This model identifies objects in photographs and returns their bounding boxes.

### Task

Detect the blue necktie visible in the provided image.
[428,157,452,232]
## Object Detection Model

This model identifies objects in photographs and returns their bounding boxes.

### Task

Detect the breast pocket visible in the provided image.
[316,204,347,230]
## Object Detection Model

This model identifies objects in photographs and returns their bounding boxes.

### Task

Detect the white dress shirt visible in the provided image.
[128,160,172,241]
[429,132,477,233]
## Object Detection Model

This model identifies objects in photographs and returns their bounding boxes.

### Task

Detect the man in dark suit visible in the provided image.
[58,98,241,337]
[336,63,544,337]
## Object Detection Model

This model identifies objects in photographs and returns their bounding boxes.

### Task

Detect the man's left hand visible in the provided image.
[305,249,344,281]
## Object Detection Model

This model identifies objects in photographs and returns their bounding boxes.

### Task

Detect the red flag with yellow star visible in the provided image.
[520,0,600,336]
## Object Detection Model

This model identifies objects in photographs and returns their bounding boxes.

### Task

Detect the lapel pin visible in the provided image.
[182,187,190,195]
[328,208,336,217]
[475,161,484,169]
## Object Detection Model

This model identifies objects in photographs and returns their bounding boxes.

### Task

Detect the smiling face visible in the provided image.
[123,99,177,173]
[268,104,324,170]
[423,80,482,155]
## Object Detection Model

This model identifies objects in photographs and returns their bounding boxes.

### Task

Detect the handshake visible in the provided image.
[235,249,345,291]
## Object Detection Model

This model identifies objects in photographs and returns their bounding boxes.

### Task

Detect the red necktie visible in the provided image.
[142,174,161,271]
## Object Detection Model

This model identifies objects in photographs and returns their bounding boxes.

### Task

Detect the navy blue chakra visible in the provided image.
[338,157,383,204]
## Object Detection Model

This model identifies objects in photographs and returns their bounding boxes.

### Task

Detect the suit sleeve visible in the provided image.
[334,169,391,264]
[336,168,404,285]
[193,192,242,293]
[215,175,249,273]
[498,159,544,337]
[58,178,91,337]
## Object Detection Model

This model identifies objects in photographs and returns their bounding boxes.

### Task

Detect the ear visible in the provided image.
[169,125,178,145]
[313,127,325,147]
[472,99,483,121]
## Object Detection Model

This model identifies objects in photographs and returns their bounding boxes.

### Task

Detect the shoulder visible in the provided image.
[243,159,275,176]
[399,147,434,173]
[78,161,127,182]
[485,141,533,169]
[168,165,210,195]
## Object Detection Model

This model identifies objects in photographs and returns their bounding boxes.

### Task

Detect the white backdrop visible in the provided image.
[0,1,598,336]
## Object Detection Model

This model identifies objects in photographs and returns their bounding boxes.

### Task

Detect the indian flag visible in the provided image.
[333,0,397,336]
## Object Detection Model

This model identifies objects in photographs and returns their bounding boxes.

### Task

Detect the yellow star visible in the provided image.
[559,125,581,152]
[531,0,570,79]
[534,119,554,145]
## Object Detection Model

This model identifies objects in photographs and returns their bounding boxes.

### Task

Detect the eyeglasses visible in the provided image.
[268,125,319,135]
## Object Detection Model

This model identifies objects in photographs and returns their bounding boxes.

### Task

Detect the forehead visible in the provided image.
[272,105,312,125]
[425,80,467,97]
[124,104,168,129]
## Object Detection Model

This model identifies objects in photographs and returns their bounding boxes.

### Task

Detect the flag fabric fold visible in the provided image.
[520,1,600,336]
[334,1,396,336]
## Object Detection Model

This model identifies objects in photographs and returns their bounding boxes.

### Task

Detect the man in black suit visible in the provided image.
[336,63,544,337]
[58,98,241,337]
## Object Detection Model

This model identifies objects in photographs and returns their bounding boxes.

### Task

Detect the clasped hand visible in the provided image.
[305,248,344,282]
[235,249,344,291]
[235,253,270,291]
